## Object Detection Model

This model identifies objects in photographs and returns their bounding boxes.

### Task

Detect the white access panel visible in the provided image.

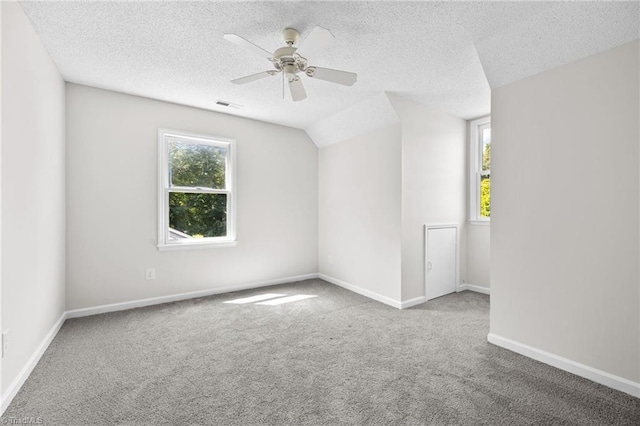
[425,226,458,301]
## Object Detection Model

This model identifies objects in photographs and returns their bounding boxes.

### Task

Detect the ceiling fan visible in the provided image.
[223,27,357,101]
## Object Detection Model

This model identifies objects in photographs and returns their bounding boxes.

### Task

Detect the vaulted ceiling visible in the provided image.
[19,1,639,132]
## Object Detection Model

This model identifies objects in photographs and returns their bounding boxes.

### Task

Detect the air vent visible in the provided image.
[215,100,243,109]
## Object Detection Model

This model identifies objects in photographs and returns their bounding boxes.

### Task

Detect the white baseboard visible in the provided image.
[66,273,319,319]
[458,283,490,295]
[317,273,427,309]
[488,333,640,398]
[318,273,403,309]
[2,312,66,414]
[400,296,427,309]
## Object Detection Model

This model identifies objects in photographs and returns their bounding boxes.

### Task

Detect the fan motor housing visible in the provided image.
[273,46,306,74]
[273,46,296,60]
[282,64,298,76]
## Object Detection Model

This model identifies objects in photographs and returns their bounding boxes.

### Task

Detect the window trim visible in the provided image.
[469,116,491,224]
[157,128,237,251]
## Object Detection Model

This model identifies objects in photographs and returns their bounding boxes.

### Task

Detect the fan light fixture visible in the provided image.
[223,26,357,102]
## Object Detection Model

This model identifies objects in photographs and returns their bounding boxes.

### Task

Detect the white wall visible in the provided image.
[466,224,490,288]
[318,124,402,302]
[0,0,4,400]
[318,94,467,305]
[491,40,639,383]
[66,84,318,310]
[1,1,66,394]
[387,94,467,301]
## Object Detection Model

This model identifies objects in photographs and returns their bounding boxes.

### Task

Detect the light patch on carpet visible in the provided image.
[255,295,317,305]
[223,293,287,304]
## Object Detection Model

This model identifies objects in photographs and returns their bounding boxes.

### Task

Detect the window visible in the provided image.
[469,117,491,223]
[158,129,236,249]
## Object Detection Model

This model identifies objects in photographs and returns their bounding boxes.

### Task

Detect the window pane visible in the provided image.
[482,128,491,172]
[168,140,226,189]
[169,193,227,239]
[480,176,490,218]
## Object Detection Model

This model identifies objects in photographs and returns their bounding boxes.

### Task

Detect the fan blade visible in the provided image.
[306,67,357,86]
[288,77,307,101]
[223,33,273,60]
[231,71,277,85]
[295,26,334,59]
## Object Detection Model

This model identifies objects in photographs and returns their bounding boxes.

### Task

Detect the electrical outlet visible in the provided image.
[2,330,9,357]
[145,268,156,280]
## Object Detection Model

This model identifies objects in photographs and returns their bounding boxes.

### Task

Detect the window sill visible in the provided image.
[157,240,238,251]
[469,220,490,226]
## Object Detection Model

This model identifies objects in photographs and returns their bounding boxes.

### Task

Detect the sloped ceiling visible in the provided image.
[306,92,399,148]
[475,2,640,89]
[19,1,639,144]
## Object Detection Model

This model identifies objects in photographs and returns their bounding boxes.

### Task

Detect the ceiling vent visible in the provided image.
[215,100,243,109]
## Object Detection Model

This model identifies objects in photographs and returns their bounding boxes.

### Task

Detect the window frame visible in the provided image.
[157,128,237,250]
[469,116,491,225]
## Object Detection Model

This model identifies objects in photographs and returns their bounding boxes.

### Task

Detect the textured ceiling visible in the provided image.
[19,1,640,132]
[307,92,399,148]
[476,1,640,88]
